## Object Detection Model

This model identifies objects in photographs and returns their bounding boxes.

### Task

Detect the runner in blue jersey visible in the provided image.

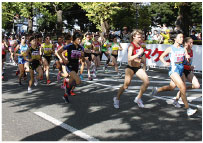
[14,35,29,85]
[151,31,197,116]
[57,32,84,103]
[174,37,200,108]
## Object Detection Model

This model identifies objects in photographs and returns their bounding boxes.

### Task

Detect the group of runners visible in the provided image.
[2,29,200,116]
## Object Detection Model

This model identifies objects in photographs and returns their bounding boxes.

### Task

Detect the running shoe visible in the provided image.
[173,100,181,108]
[34,77,38,86]
[103,66,106,72]
[70,90,76,96]
[113,97,119,109]
[47,80,51,85]
[79,74,84,80]
[92,72,97,78]
[16,70,19,76]
[57,72,61,82]
[88,76,93,81]
[187,108,197,116]
[134,97,144,108]
[63,94,69,103]
[151,87,158,96]
[28,87,32,93]
[61,84,66,89]
[117,72,122,77]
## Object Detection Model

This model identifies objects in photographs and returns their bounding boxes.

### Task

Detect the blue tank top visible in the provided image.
[18,44,28,59]
[169,45,185,66]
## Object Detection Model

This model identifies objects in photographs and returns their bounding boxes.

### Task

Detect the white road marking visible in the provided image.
[82,80,202,109]
[49,71,202,109]
[34,111,99,141]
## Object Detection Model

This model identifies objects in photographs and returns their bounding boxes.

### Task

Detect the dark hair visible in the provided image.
[57,35,63,39]
[64,33,72,41]
[44,34,51,40]
[109,34,117,42]
[29,36,35,43]
[170,30,183,40]
[85,32,91,37]
[72,32,82,41]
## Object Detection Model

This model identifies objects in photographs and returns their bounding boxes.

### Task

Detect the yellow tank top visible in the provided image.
[112,43,119,51]
[42,43,53,56]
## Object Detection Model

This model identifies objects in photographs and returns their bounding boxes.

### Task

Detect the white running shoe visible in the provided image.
[103,66,106,72]
[117,72,122,77]
[187,108,197,116]
[151,87,158,96]
[113,97,119,109]
[134,97,144,108]
[92,72,97,78]
[34,77,38,86]
[28,87,32,93]
[173,100,181,108]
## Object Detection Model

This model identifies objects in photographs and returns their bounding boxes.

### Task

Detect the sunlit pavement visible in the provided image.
[2,60,202,141]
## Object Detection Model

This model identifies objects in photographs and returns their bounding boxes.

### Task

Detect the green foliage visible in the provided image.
[78,2,120,31]
[149,2,178,27]
[2,2,20,30]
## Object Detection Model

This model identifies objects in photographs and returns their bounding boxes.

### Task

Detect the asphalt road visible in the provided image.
[2,60,202,141]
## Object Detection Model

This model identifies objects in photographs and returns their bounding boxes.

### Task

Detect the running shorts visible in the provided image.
[29,60,40,71]
[126,65,141,74]
[169,63,184,77]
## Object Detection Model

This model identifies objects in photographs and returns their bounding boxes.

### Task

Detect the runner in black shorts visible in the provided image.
[40,35,54,84]
[82,32,93,80]
[114,29,149,109]
[24,36,43,93]
[57,32,84,103]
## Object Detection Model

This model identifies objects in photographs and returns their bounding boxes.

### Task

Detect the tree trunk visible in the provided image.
[28,2,33,34]
[175,3,191,37]
[56,10,63,36]
[28,18,33,33]
[101,19,109,35]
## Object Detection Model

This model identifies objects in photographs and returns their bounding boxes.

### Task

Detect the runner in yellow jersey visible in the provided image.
[40,35,54,84]
[108,35,123,77]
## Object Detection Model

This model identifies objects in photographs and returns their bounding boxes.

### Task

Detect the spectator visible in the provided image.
[160,29,170,44]
[153,30,162,43]
[161,23,168,33]
[147,31,153,41]
[121,27,130,43]
[197,32,202,40]
[190,30,198,40]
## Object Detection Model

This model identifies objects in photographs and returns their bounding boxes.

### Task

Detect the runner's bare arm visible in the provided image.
[159,47,171,66]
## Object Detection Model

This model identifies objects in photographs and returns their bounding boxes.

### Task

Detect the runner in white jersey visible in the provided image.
[173,37,200,108]
[151,31,197,116]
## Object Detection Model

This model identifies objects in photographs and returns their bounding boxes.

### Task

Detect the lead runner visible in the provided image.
[113,29,149,109]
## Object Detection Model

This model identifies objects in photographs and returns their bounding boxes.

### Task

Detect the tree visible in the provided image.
[2,2,21,33]
[149,2,178,27]
[63,3,97,32]
[78,2,120,34]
